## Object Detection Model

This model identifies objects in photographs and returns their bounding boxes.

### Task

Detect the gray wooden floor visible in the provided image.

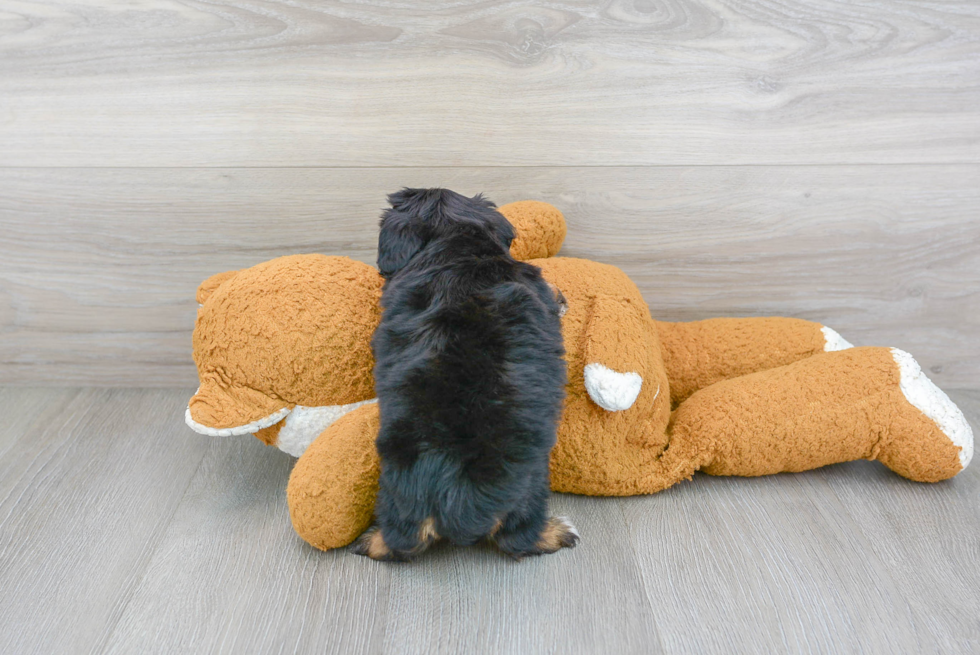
[1,386,978,654]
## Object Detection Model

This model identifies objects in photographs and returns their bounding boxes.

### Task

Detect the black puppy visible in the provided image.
[353,188,577,561]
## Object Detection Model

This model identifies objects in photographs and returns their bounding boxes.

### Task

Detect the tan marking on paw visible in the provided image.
[366,529,391,560]
[418,517,439,543]
[535,516,580,553]
[487,516,504,538]
[547,282,568,317]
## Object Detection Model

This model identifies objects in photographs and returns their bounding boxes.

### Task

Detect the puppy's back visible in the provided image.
[371,190,565,545]
[374,256,565,462]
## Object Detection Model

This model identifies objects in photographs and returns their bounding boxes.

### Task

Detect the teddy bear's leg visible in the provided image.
[658,317,854,407]
[580,294,661,412]
[667,347,972,484]
[287,403,382,550]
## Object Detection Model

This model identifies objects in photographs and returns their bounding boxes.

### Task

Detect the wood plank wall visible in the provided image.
[0,0,977,387]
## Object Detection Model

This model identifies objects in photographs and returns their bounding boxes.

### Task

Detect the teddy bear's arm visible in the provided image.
[581,294,653,412]
[657,317,851,407]
[287,402,381,551]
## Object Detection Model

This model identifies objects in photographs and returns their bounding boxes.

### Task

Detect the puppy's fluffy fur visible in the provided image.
[354,188,577,561]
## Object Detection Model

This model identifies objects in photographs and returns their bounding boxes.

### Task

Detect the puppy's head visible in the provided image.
[377,188,515,279]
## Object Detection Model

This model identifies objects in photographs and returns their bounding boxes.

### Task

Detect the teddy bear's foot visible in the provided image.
[288,403,383,551]
[875,349,973,481]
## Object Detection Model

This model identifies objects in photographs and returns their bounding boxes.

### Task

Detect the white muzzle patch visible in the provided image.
[184,397,378,458]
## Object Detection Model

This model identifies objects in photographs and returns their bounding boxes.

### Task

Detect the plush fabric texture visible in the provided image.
[254,421,283,446]
[680,347,963,482]
[658,317,828,407]
[278,400,378,458]
[532,257,671,496]
[196,270,241,305]
[184,200,973,551]
[287,403,382,550]
[891,348,973,468]
[188,254,382,429]
[502,200,567,260]
[583,363,644,411]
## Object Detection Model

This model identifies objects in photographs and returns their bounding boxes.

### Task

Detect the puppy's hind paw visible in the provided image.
[351,526,398,561]
[536,516,580,554]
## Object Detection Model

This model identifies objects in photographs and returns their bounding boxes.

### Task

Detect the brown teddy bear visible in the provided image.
[185,201,973,550]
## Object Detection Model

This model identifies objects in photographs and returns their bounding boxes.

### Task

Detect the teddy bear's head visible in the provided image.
[185,254,384,455]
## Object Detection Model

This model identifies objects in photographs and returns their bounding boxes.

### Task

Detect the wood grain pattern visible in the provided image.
[0,387,75,454]
[1,388,977,653]
[1,166,977,387]
[621,464,924,651]
[0,0,978,166]
[105,443,664,654]
[819,391,980,653]
[102,433,392,655]
[0,388,209,655]
[378,493,663,655]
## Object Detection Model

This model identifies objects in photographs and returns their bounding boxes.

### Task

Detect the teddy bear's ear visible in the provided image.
[196,270,240,305]
[498,201,567,260]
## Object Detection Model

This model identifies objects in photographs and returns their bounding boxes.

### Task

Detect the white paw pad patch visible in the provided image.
[891,348,973,469]
[184,404,291,438]
[184,396,377,459]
